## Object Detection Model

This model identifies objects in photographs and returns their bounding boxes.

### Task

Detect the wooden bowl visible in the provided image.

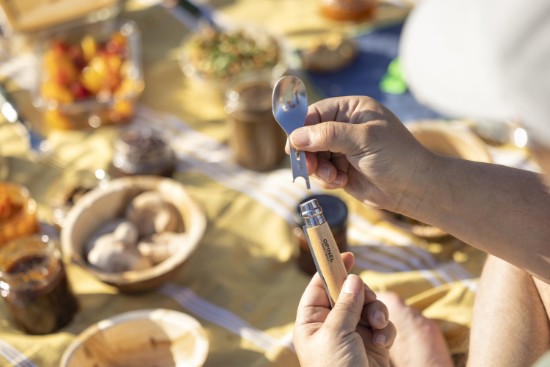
[60,309,209,367]
[407,121,493,163]
[61,176,206,293]
[386,121,493,239]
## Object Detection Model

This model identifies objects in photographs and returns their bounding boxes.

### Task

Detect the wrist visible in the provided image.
[395,150,442,218]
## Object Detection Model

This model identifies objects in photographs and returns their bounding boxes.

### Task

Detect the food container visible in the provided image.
[48,169,110,230]
[32,19,144,131]
[110,125,176,177]
[224,70,287,171]
[0,182,39,246]
[60,309,209,367]
[0,235,79,334]
[61,176,206,293]
[179,24,288,93]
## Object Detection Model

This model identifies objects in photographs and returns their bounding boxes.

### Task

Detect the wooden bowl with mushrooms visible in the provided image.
[61,176,206,293]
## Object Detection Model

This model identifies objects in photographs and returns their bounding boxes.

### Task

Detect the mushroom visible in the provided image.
[137,232,186,264]
[87,235,152,273]
[84,219,138,256]
[125,191,183,237]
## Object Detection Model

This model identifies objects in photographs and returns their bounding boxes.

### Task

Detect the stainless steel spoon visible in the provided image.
[272,76,311,189]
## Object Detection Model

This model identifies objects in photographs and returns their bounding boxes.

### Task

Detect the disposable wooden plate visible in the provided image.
[60,309,209,367]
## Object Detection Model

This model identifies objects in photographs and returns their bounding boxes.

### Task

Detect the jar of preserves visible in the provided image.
[0,235,79,334]
[224,71,287,172]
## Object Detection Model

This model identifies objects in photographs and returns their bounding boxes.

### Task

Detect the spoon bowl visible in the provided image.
[272,76,311,188]
[272,76,309,135]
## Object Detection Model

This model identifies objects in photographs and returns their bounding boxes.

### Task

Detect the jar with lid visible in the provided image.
[319,0,376,21]
[110,125,176,177]
[224,71,287,172]
[0,235,79,334]
[48,169,109,229]
[292,194,349,275]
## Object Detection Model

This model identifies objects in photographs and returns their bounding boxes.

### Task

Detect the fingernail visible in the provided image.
[343,274,359,294]
[374,333,387,347]
[319,166,331,181]
[291,128,310,147]
[374,310,386,324]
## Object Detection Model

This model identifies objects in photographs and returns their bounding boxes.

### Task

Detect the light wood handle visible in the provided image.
[306,221,347,305]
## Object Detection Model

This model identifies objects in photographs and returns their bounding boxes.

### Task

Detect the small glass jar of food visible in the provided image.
[292,194,349,275]
[0,235,79,334]
[0,183,39,246]
[110,125,176,177]
[224,71,287,171]
[319,0,376,21]
[49,169,109,229]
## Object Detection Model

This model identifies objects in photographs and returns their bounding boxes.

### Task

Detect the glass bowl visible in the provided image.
[179,24,288,93]
[32,19,144,131]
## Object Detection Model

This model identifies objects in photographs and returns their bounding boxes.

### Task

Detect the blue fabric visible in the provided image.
[306,23,446,122]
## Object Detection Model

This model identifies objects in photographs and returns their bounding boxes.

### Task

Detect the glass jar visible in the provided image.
[0,183,39,246]
[0,235,79,334]
[319,0,376,21]
[224,71,287,172]
[49,169,109,229]
[293,194,349,275]
[110,125,176,177]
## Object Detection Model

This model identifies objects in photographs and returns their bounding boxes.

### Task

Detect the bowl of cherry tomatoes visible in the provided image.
[33,20,144,130]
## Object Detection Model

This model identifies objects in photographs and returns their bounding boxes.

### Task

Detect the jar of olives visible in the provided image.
[110,125,176,177]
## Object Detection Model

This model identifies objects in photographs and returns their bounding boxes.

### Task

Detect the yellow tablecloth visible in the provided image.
[0,1,536,366]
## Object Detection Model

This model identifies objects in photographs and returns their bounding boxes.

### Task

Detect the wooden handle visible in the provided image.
[306,221,347,305]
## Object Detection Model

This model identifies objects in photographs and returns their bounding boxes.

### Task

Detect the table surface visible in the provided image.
[0,1,536,366]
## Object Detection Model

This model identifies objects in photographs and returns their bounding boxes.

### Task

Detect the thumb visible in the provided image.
[324,274,365,332]
[290,121,360,154]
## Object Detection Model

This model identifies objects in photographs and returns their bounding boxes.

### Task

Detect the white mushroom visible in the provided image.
[87,235,152,273]
[124,191,183,237]
[85,219,139,256]
[112,220,139,246]
[137,232,186,264]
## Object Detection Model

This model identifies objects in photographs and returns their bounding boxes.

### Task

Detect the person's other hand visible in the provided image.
[288,96,434,213]
[294,252,396,367]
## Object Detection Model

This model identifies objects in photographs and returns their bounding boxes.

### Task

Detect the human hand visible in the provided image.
[288,96,435,213]
[294,252,396,367]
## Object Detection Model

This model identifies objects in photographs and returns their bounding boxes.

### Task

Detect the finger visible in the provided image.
[290,121,360,155]
[323,274,365,332]
[363,299,389,330]
[295,273,331,326]
[372,320,396,349]
[341,252,355,272]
